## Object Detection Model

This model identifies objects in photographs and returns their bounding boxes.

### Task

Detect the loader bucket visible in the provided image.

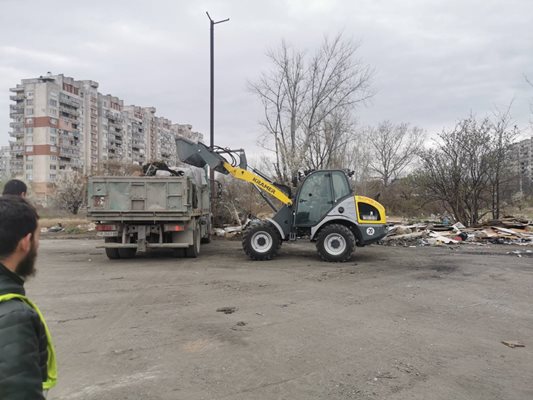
[176,137,228,174]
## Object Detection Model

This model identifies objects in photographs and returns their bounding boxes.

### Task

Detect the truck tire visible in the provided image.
[185,224,200,258]
[118,248,137,259]
[316,224,355,262]
[242,221,281,261]
[105,238,120,260]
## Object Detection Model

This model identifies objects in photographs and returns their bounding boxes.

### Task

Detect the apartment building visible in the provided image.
[509,136,533,192]
[8,73,203,203]
[0,146,10,178]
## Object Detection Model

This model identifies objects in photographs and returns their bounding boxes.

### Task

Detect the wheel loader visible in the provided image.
[176,137,387,262]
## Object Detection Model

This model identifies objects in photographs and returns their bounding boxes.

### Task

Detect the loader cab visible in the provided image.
[294,170,352,227]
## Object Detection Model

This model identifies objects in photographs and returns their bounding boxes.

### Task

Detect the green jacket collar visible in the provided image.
[0,262,25,296]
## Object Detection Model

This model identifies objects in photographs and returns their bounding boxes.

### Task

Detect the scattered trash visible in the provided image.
[47,223,64,233]
[235,321,246,326]
[501,340,525,348]
[216,306,237,314]
[382,216,533,247]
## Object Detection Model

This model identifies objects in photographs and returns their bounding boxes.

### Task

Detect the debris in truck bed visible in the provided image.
[382,216,533,247]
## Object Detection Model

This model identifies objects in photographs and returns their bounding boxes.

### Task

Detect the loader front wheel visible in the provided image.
[242,221,281,261]
[316,224,355,262]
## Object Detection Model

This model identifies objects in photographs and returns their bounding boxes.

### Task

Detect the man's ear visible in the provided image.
[17,233,33,254]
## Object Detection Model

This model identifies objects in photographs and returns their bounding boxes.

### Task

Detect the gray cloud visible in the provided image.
[1,0,532,158]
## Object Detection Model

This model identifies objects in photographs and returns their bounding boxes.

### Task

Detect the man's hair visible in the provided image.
[2,179,28,196]
[0,196,39,259]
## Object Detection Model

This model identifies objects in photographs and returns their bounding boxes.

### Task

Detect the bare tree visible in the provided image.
[488,106,519,219]
[54,170,87,215]
[250,33,373,186]
[367,121,425,187]
[417,115,518,226]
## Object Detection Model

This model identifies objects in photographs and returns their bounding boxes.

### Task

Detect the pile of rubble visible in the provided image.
[382,216,533,247]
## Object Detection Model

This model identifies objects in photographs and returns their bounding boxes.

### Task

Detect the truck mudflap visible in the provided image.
[356,223,388,245]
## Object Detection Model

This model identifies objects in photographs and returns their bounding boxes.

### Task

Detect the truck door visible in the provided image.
[294,171,335,227]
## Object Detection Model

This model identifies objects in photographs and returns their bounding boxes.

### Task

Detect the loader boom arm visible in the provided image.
[176,137,292,206]
[222,162,292,205]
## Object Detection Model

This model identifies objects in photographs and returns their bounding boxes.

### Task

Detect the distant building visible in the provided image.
[508,136,533,193]
[8,73,203,203]
[0,146,10,178]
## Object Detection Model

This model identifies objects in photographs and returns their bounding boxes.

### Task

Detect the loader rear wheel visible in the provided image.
[242,221,281,261]
[316,224,355,262]
[105,238,120,260]
[185,224,201,258]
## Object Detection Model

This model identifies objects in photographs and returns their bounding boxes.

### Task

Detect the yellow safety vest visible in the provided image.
[0,293,57,390]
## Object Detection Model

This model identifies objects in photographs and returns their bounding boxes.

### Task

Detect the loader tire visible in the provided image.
[105,238,120,260]
[242,221,281,261]
[316,224,355,262]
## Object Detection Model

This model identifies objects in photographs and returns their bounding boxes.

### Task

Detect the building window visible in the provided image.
[50,174,56,181]
[26,99,33,106]
[26,156,33,161]
[25,137,33,145]
[50,156,57,161]
[26,127,33,134]
[50,118,57,125]
[50,146,57,152]
[26,174,32,181]
[26,118,33,124]
[49,108,57,116]
[49,99,57,107]
[26,108,33,115]
[50,165,57,170]
[25,145,33,152]
[26,164,33,170]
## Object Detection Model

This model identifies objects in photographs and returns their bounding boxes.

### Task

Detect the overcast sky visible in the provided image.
[1,0,532,157]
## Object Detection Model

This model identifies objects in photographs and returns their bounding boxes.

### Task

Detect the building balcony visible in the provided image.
[10,112,24,119]
[10,94,25,101]
[9,132,24,139]
[10,103,24,112]
[59,105,80,117]
[59,94,80,107]
[9,85,24,93]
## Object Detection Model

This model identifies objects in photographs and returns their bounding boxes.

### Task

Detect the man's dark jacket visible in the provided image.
[0,263,47,400]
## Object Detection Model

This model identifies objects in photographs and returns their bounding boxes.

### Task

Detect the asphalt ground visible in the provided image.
[28,238,533,400]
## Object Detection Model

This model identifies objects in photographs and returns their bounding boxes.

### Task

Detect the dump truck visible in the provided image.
[176,137,387,262]
[87,166,210,259]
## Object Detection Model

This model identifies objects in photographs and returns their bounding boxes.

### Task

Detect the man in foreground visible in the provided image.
[0,196,57,399]
[2,179,28,197]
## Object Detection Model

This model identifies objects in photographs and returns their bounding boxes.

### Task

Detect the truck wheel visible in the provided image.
[242,221,281,261]
[185,225,201,258]
[172,249,185,258]
[118,248,137,259]
[105,238,120,260]
[316,224,355,262]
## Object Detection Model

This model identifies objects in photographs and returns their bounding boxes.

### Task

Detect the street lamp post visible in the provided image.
[206,12,229,216]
